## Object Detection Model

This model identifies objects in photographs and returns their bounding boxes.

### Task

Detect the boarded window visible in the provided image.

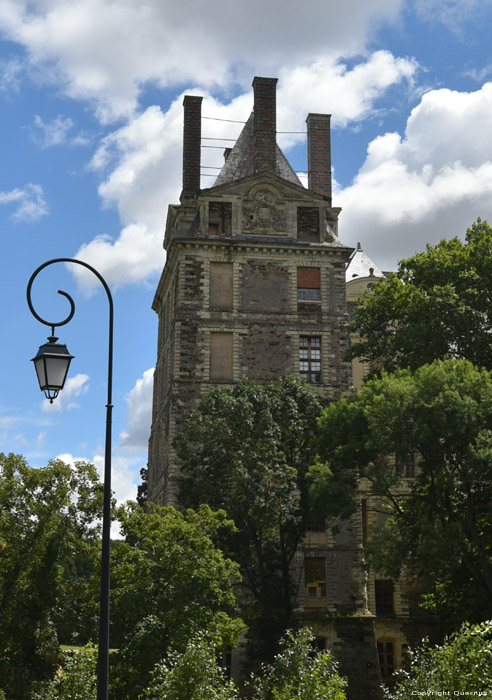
[208,201,232,236]
[210,262,233,310]
[375,579,394,616]
[305,556,327,607]
[297,267,321,302]
[210,332,233,381]
[299,336,321,384]
[297,206,320,242]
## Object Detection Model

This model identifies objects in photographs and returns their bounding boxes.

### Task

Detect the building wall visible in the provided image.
[147,79,392,699]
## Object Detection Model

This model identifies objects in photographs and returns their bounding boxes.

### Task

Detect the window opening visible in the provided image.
[297,267,321,302]
[299,337,321,383]
[377,640,395,679]
[375,579,394,616]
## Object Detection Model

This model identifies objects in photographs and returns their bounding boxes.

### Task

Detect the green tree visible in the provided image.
[248,628,347,700]
[143,628,346,700]
[33,646,97,700]
[109,502,245,699]
[142,631,240,700]
[311,359,492,622]
[384,620,492,699]
[347,219,492,374]
[175,378,324,664]
[0,454,102,700]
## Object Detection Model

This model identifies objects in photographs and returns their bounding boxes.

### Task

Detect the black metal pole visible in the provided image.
[27,258,114,700]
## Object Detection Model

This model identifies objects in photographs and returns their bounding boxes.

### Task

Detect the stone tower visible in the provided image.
[147,77,353,506]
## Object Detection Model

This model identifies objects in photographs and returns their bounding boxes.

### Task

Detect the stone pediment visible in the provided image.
[200,171,329,204]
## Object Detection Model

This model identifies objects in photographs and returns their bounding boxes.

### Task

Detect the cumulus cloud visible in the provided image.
[42,373,89,413]
[73,54,416,289]
[337,82,492,269]
[57,451,140,536]
[0,183,48,222]
[119,368,154,452]
[0,0,403,122]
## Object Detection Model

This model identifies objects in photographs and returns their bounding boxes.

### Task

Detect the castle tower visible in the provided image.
[147,77,353,506]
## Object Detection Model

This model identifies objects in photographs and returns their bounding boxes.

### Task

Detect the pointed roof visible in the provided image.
[213,112,302,187]
[346,243,385,282]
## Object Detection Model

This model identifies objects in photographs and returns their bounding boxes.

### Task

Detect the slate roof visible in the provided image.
[214,112,303,187]
[346,243,385,282]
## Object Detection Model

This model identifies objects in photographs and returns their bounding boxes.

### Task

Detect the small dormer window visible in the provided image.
[208,201,232,236]
[297,206,320,242]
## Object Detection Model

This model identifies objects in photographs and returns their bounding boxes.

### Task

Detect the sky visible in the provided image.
[2,0,492,520]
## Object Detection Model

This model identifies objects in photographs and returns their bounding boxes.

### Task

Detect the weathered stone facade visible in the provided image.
[148,77,391,698]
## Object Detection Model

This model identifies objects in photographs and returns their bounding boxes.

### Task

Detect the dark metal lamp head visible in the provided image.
[31,335,74,403]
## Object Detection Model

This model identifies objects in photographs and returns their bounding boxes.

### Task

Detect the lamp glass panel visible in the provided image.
[34,357,48,390]
[44,355,71,389]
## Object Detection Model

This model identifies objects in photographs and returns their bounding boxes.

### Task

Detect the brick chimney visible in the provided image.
[253,76,278,174]
[180,95,203,206]
[306,113,332,204]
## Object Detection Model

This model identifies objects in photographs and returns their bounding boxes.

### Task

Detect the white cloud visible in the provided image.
[0,56,22,91]
[0,183,48,222]
[42,372,89,412]
[0,0,403,122]
[276,52,417,145]
[414,0,492,32]
[337,82,492,269]
[73,54,416,289]
[31,114,74,147]
[57,450,141,536]
[119,368,154,452]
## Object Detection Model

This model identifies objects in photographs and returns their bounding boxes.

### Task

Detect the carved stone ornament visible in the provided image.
[242,187,287,234]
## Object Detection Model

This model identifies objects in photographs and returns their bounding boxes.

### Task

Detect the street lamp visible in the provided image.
[31,335,74,403]
[27,258,114,700]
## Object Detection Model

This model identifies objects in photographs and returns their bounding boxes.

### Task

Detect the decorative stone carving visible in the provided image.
[242,186,287,234]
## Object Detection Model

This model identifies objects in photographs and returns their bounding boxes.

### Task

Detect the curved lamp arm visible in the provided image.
[27,258,113,700]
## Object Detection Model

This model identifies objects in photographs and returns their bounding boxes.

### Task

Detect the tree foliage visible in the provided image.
[0,454,102,699]
[109,502,245,699]
[311,359,492,622]
[142,630,240,700]
[347,219,492,374]
[175,378,324,663]
[143,628,346,700]
[248,628,347,700]
[33,646,97,700]
[384,620,492,699]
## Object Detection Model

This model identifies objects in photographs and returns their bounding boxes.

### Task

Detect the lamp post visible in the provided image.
[27,258,114,700]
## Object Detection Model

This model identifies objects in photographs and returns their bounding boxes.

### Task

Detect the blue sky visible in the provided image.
[2,0,492,512]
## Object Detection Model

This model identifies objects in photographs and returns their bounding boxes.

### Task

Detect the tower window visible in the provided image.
[299,337,321,384]
[210,262,233,310]
[375,579,394,616]
[210,332,233,381]
[305,556,326,607]
[297,206,320,242]
[208,201,232,236]
[297,267,321,302]
[403,453,416,478]
[377,640,395,680]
